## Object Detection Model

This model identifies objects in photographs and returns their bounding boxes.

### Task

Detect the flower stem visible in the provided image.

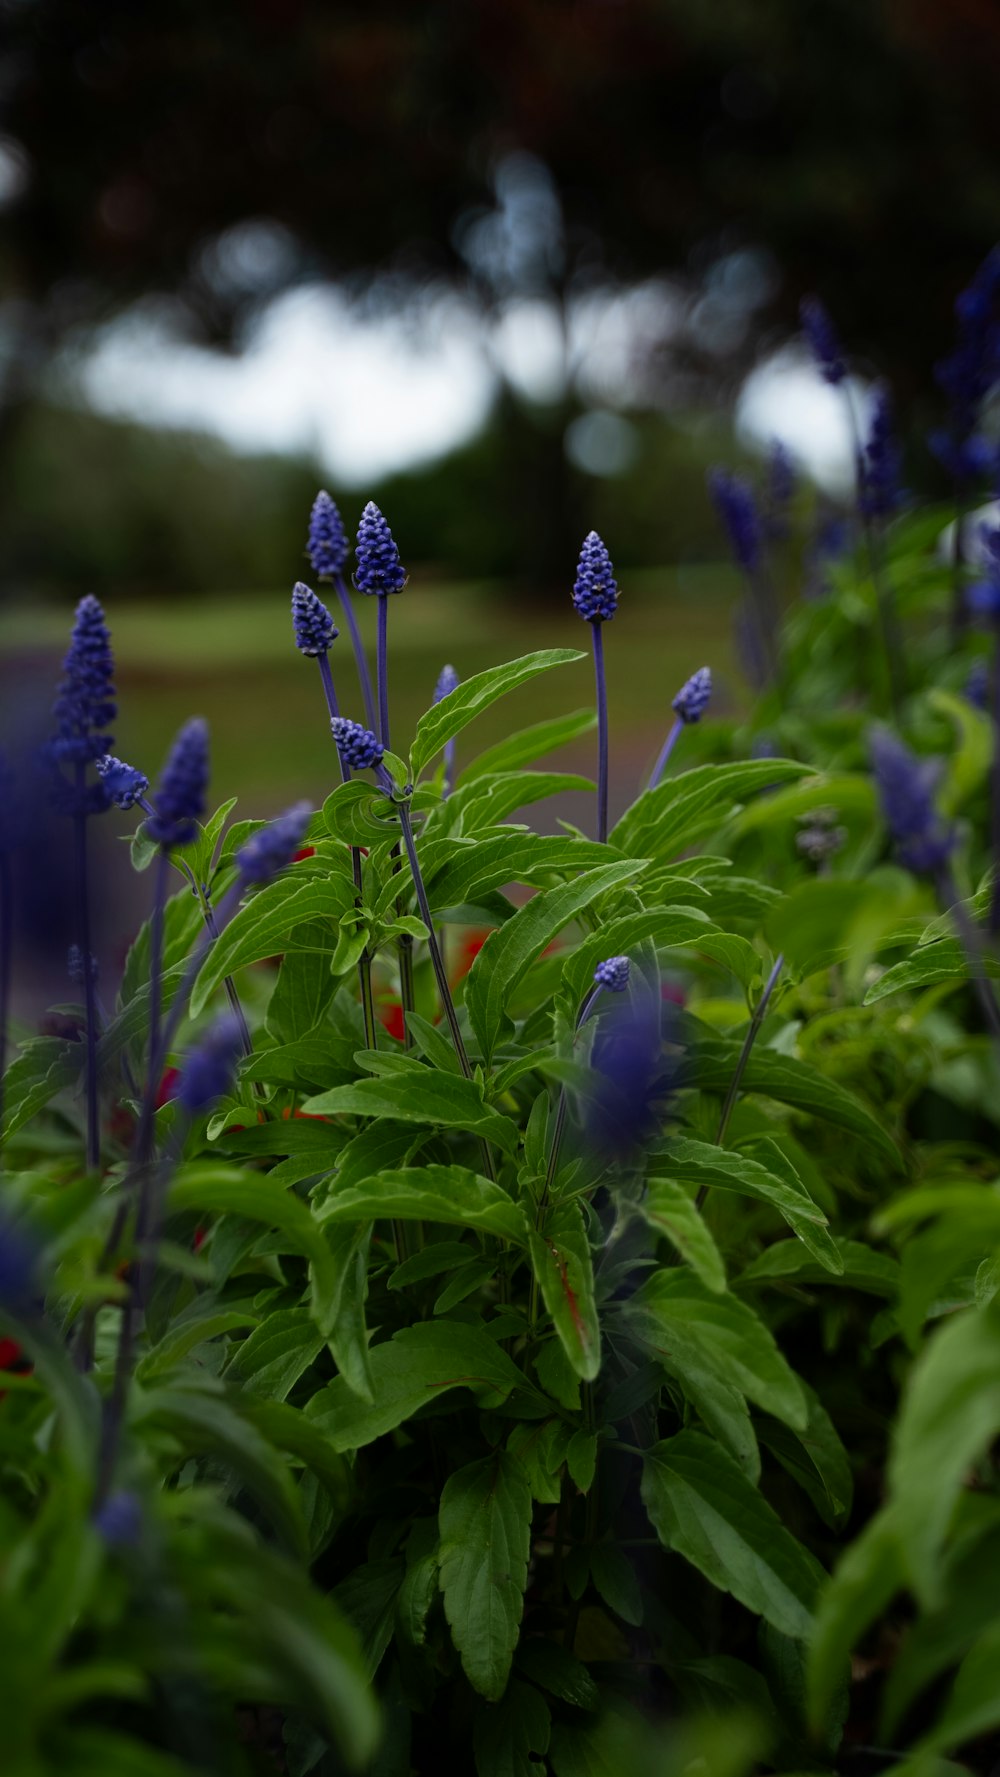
[315,655,378,1048]
[845,385,904,716]
[590,621,609,844]
[697,954,784,1209]
[73,773,100,1172]
[135,849,170,1167]
[648,717,683,791]
[530,981,607,1325]
[377,594,390,750]
[333,570,377,732]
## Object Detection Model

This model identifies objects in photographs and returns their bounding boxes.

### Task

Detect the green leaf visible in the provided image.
[319,1163,528,1242]
[514,1639,599,1710]
[322,779,401,845]
[566,1427,598,1493]
[737,1238,898,1296]
[507,1419,572,1504]
[637,1177,727,1292]
[589,1543,643,1626]
[681,1372,760,1482]
[730,770,877,838]
[167,1164,341,1338]
[466,861,646,1062]
[864,937,1000,1003]
[677,1034,902,1170]
[529,1199,601,1381]
[758,1383,854,1528]
[137,1302,260,1382]
[807,1508,903,1732]
[641,1430,822,1638]
[439,1449,533,1699]
[134,1382,308,1557]
[880,1515,1000,1739]
[0,1036,80,1143]
[226,1308,324,1401]
[611,759,811,861]
[473,1678,551,1777]
[411,647,584,780]
[929,687,994,814]
[417,834,615,924]
[628,1270,807,1430]
[322,1220,374,1403]
[454,771,595,832]
[301,1074,520,1153]
[463,708,597,780]
[306,1321,526,1452]
[888,1304,1000,1605]
[190,875,354,1016]
[559,908,714,1009]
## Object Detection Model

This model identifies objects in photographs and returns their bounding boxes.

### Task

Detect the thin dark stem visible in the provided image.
[0,852,11,1155]
[134,849,170,1168]
[844,386,904,716]
[443,738,456,800]
[198,892,254,1061]
[73,779,100,1172]
[332,571,377,731]
[316,656,380,1050]
[377,595,390,750]
[697,954,784,1209]
[936,867,1000,1041]
[156,876,244,1076]
[591,622,609,844]
[648,717,683,792]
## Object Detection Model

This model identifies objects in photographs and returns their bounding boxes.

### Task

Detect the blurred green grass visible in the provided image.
[1,566,745,818]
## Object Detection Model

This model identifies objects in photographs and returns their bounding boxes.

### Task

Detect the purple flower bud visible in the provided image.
[331,717,384,773]
[235,802,312,883]
[869,727,955,875]
[0,1210,43,1314]
[94,1489,143,1549]
[291,581,338,657]
[572,531,619,624]
[800,296,846,386]
[50,596,117,769]
[68,944,98,985]
[859,387,904,521]
[763,439,795,541]
[708,469,761,576]
[594,956,630,993]
[354,502,406,597]
[586,997,675,1161]
[178,1014,243,1115]
[146,719,209,850]
[966,658,990,710]
[97,754,149,810]
[434,663,459,703]
[307,490,349,581]
[672,666,712,725]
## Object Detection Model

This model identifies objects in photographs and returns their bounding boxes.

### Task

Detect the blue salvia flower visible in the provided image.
[146,719,209,849]
[572,531,619,623]
[434,663,459,703]
[587,996,675,1161]
[708,469,761,576]
[331,717,384,773]
[763,439,795,541]
[966,658,990,709]
[800,296,846,386]
[68,944,97,985]
[50,595,117,767]
[94,1489,143,1550]
[859,387,904,521]
[178,1014,243,1115]
[235,802,312,883]
[307,490,350,581]
[292,582,338,657]
[869,727,955,874]
[934,246,1000,483]
[354,502,407,597]
[594,956,630,993]
[672,666,712,724]
[97,754,149,810]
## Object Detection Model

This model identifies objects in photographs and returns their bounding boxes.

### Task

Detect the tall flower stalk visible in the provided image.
[648,667,712,790]
[800,298,904,714]
[434,664,460,798]
[708,469,777,689]
[931,248,1000,641]
[695,953,785,1211]
[49,596,117,1172]
[332,718,493,1175]
[307,490,377,730]
[353,505,414,1035]
[572,531,619,844]
[292,582,377,1048]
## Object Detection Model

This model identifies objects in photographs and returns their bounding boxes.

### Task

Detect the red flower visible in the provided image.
[0,1338,23,1370]
[293,846,316,862]
[377,996,406,1042]
[155,1067,181,1109]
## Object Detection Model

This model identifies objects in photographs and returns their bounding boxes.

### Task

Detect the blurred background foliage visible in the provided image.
[1,0,1000,602]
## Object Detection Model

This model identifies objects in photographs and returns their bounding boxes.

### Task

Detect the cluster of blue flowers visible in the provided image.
[571,531,619,624]
[145,719,209,850]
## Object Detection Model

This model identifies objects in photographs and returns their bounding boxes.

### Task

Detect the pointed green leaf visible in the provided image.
[642,1430,822,1637]
[301,1073,520,1153]
[463,708,597,780]
[318,1163,530,1244]
[190,875,354,1017]
[530,1199,601,1381]
[638,1177,727,1292]
[306,1321,526,1451]
[628,1270,807,1430]
[411,648,584,780]
[439,1450,533,1699]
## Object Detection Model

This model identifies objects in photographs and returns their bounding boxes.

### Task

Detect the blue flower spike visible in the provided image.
[146,719,209,851]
